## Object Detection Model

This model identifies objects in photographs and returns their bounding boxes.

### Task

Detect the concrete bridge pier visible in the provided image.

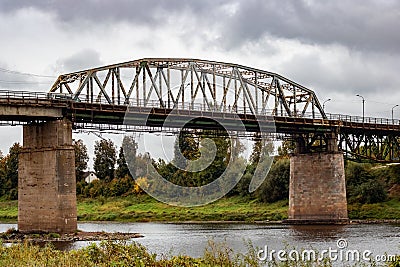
[18,118,77,233]
[286,134,348,224]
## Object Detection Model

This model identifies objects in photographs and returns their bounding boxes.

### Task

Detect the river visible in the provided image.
[1,222,399,264]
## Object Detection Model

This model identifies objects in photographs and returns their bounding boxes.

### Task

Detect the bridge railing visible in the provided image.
[299,112,400,126]
[0,89,399,126]
[0,89,72,101]
[327,113,399,126]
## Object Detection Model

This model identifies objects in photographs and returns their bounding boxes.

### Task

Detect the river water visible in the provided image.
[1,222,399,263]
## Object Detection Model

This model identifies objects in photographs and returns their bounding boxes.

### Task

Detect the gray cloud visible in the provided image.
[223,0,400,53]
[277,49,400,94]
[55,49,103,73]
[1,0,399,114]
[2,0,399,54]
[0,0,221,25]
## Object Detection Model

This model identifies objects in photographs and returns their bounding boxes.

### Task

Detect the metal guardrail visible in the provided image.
[0,89,72,101]
[0,89,399,126]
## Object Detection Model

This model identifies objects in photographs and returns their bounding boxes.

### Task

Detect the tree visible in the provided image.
[136,152,151,178]
[73,139,89,182]
[117,135,138,178]
[172,131,199,169]
[190,133,231,186]
[93,139,117,182]
[249,138,262,165]
[255,159,290,203]
[0,151,5,197]
[277,140,296,158]
[0,143,21,199]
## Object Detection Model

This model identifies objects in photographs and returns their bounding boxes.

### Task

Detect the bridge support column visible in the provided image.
[286,135,348,224]
[18,118,77,233]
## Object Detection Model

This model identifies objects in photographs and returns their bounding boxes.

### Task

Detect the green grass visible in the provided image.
[348,198,400,220]
[0,200,18,222]
[77,195,288,222]
[0,239,398,266]
[0,196,399,222]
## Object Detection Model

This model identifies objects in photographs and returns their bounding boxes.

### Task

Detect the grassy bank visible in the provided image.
[0,200,17,222]
[0,239,398,267]
[1,195,400,222]
[76,195,288,222]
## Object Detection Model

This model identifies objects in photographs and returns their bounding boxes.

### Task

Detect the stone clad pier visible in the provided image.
[18,118,77,233]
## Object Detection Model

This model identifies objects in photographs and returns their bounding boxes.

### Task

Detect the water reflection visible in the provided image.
[31,240,75,251]
[288,225,347,242]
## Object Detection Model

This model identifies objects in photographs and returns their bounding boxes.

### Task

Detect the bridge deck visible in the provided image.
[0,93,399,135]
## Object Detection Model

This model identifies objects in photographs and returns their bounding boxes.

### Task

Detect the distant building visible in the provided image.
[84,172,99,183]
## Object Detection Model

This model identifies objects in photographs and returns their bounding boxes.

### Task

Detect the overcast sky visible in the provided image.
[0,0,399,162]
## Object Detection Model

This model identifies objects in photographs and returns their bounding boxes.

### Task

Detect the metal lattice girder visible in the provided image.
[50,58,326,119]
[338,133,400,162]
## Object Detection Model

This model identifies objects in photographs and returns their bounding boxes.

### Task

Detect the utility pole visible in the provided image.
[356,94,365,123]
[392,104,399,125]
[323,98,331,112]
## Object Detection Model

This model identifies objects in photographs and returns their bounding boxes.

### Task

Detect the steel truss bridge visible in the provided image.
[0,58,399,162]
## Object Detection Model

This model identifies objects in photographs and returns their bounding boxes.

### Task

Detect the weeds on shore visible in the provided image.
[0,239,398,266]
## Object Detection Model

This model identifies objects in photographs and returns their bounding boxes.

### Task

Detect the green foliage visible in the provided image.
[115,146,129,179]
[346,162,374,187]
[250,138,263,165]
[75,195,288,222]
[135,152,151,178]
[117,135,137,179]
[231,168,254,197]
[256,159,290,203]
[346,162,388,204]
[347,199,400,219]
[156,131,237,188]
[0,143,21,199]
[355,180,387,204]
[48,232,61,238]
[73,139,89,182]
[388,164,400,184]
[0,239,396,266]
[190,135,231,186]
[109,175,135,197]
[277,140,295,158]
[94,139,117,182]
[78,174,139,198]
[173,131,200,169]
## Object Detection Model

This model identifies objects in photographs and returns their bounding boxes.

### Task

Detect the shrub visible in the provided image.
[356,180,388,204]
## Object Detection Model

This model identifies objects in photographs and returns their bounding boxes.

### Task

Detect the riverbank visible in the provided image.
[0,195,399,223]
[0,228,143,243]
[0,238,398,267]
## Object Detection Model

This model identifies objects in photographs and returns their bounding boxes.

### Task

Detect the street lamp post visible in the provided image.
[356,94,365,123]
[392,104,399,125]
[323,98,331,112]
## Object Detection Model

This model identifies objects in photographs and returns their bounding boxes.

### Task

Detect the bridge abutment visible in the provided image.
[286,135,348,224]
[18,118,77,233]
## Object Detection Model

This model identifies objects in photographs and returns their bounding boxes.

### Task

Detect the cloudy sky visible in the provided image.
[0,0,399,161]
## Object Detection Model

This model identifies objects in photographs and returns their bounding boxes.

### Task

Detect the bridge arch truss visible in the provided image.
[50,58,326,119]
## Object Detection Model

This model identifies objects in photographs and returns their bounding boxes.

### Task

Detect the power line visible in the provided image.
[0,79,53,85]
[0,67,57,78]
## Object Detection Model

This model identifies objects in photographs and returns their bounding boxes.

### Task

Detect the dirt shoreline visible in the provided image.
[0,230,143,243]
[167,219,400,224]
[1,218,400,225]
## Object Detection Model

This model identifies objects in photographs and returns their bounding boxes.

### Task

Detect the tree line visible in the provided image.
[0,134,398,204]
